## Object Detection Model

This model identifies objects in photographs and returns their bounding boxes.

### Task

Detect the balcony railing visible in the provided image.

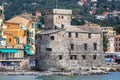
[0,57,29,61]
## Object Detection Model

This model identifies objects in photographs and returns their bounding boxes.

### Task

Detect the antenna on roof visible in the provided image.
[56,0,58,9]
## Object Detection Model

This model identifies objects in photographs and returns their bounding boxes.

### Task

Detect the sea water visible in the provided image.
[0,72,120,80]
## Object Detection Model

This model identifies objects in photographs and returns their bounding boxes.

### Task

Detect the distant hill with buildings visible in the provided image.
[0,0,78,19]
[0,0,120,29]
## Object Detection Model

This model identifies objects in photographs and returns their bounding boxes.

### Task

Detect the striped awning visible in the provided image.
[0,49,18,53]
[24,50,33,55]
[0,38,6,41]
[24,44,32,49]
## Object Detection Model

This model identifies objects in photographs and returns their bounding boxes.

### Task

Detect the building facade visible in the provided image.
[101,27,116,52]
[0,45,30,70]
[5,14,38,55]
[0,17,30,70]
[36,9,104,71]
[3,22,27,46]
[115,35,120,52]
[0,5,6,46]
[0,13,40,70]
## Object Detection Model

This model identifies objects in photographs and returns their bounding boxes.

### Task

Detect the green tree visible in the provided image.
[40,16,44,24]
[103,35,109,52]
[113,26,120,34]
[71,18,85,25]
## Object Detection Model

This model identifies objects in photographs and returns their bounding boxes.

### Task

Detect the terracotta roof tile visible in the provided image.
[7,16,30,27]
[115,34,120,38]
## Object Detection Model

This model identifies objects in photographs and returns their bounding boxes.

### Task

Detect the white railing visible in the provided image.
[0,57,29,61]
[2,25,7,29]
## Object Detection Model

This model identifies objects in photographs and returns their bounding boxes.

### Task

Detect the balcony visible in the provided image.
[2,25,7,29]
[0,25,7,30]
[0,57,29,62]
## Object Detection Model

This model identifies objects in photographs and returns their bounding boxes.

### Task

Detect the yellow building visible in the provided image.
[5,14,37,55]
[0,16,32,70]
[0,13,39,70]
[3,22,27,46]
[0,7,40,70]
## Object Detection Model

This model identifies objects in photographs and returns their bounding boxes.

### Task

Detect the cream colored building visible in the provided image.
[101,27,116,52]
[0,5,6,46]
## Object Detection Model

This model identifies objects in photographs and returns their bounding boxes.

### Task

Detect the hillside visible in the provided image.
[0,0,120,30]
[0,0,79,19]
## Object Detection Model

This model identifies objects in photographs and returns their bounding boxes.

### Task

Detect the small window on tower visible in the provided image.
[61,24,64,29]
[61,16,64,19]
[82,55,86,60]
[68,32,71,37]
[70,55,77,60]
[75,33,78,38]
[50,36,54,40]
[93,43,97,50]
[84,43,87,51]
[88,33,91,38]
[71,44,74,50]
[46,48,52,51]
[54,25,57,29]
[58,16,60,18]
[59,55,63,60]
[93,55,96,60]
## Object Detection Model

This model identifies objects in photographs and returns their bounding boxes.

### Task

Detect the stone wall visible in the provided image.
[36,27,105,71]
[38,28,103,53]
[36,8,104,71]
[36,52,105,71]
[44,9,72,30]
[44,14,54,30]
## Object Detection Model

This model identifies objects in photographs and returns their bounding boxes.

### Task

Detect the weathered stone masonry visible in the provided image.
[36,9,105,71]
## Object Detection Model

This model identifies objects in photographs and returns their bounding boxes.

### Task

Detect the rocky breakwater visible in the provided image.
[103,64,120,72]
[3,64,120,76]
[47,66,109,76]
[73,66,108,75]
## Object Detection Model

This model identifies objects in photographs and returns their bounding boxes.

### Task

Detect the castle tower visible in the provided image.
[45,9,72,29]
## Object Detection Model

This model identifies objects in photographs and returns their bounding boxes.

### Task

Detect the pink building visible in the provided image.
[115,35,120,52]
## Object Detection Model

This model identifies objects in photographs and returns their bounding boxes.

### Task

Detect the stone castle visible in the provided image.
[36,9,105,71]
